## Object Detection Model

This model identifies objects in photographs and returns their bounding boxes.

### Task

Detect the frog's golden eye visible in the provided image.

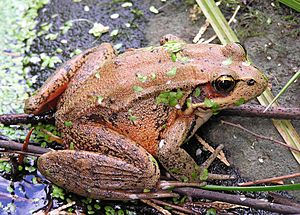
[213,75,236,93]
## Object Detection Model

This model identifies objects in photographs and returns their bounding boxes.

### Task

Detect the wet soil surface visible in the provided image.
[1,0,299,214]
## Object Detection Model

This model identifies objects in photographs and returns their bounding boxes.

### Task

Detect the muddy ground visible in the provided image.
[1,0,300,214]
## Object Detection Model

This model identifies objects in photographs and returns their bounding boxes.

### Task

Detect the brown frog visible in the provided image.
[24,35,268,200]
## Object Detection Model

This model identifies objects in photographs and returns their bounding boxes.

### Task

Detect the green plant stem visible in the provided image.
[203,183,300,192]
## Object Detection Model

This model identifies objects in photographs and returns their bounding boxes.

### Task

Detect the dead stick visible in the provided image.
[239,173,300,186]
[0,140,50,155]
[150,199,197,215]
[223,105,300,120]
[0,105,299,126]
[174,187,300,214]
[0,113,54,125]
[221,120,300,153]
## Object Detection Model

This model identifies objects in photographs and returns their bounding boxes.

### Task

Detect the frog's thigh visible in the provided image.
[38,123,160,200]
[24,43,115,114]
[157,116,200,182]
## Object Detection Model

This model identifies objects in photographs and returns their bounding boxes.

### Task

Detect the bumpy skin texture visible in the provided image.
[25,35,268,199]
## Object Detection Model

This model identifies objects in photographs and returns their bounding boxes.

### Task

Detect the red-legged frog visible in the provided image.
[24,35,268,200]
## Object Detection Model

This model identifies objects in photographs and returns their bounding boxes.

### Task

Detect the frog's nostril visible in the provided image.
[247,79,256,86]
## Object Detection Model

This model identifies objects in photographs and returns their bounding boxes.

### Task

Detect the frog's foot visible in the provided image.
[159,34,185,45]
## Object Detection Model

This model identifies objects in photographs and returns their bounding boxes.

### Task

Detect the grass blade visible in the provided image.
[264,70,300,111]
[279,0,300,12]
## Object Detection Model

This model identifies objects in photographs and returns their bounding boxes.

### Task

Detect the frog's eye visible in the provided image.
[213,75,236,93]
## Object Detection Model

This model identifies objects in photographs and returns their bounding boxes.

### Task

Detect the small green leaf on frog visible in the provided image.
[143,188,151,193]
[156,89,183,107]
[136,73,147,83]
[69,142,75,150]
[128,115,138,122]
[64,121,73,127]
[52,185,65,200]
[234,98,245,106]
[95,72,100,79]
[170,168,180,174]
[222,57,233,66]
[166,67,177,77]
[199,168,209,181]
[132,85,143,93]
[180,176,189,183]
[97,96,104,104]
[204,98,220,114]
[171,53,177,62]
[163,41,185,53]
[186,97,192,108]
[193,87,201,97]
[149,6,159,14]
[151,72,156,80]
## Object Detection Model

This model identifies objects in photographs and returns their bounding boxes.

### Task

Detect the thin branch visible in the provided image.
[150,199,197,215]
[239,173,300,186]
[0,113,54,125]
[174,187,300,214]
[222,105,300,120]
[0,140,50,155]
[221,120,300,153]
[0,105,299,126]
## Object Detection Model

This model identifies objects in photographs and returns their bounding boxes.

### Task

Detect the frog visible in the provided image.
[24,35,268,200]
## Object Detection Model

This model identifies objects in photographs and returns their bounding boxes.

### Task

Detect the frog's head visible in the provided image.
[191,43,268,112]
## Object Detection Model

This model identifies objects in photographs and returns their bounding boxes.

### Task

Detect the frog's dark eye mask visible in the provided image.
[212,75,236,93]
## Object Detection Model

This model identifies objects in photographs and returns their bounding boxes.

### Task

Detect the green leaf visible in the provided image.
[222,57,233,66]
[193,87,201,97]
[151,72,157,80]
[97,96,104,104]
[166,67,177,77]
[136,73,147,83]
[279,0,300,12]
[64,121,73,127]
[199,168,209,181]
[234,97,245,106]
[132,85,143,93]
[128,115,138,122]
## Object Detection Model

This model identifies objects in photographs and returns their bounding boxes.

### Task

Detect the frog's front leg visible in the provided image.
[38,122,177,200]
[157,112,213,182]
[24,43,115,115]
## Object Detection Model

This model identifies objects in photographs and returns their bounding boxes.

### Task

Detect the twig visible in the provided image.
[222,105,300,120]
[174,187,300,214]
[269,192,300,209]
[141,199,171,215]
[150,199,197,215]
[158,181,207,190]
[195,135,230,166]
[18,128,34,164]
[221,120,300,153]
[0,113,54,125]
[0,140,50,155]
[0,105,299,126]
[239,173,300,186]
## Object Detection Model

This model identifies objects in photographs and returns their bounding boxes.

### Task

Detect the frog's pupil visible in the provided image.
[214,75,235,93]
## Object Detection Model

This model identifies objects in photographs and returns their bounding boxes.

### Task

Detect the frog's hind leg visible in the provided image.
[24,43,115,115]
[37,122,175,200]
